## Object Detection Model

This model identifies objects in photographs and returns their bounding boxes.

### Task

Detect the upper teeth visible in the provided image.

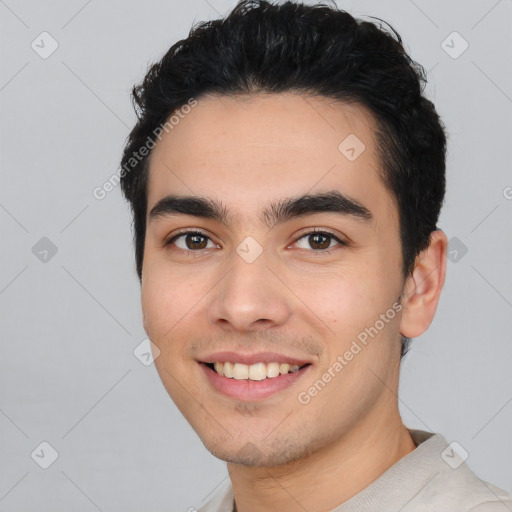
[213,362,301,380]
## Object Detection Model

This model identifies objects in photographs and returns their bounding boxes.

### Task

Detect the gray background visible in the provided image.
[1,0,511,510]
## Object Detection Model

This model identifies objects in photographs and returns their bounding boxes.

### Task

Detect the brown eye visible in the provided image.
[166,231,217,251]
[294,230,346,253]
[308,233,331,250]
[184,233,208,249]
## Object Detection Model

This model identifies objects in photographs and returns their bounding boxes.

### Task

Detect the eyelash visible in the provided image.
[163,228,347,256]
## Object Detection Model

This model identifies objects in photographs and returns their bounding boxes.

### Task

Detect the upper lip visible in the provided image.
[198,351,312,366]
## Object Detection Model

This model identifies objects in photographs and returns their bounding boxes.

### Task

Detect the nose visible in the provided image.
[207,249,292,332]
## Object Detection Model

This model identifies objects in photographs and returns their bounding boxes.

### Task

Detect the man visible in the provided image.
[120,1,511,510]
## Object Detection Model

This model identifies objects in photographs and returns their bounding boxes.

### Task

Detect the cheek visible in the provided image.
[141,264,204,342]
[291,265,399,363]
[141,268,205,398]
[292,269,374,334]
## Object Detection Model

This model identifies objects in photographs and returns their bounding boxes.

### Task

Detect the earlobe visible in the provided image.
[399,229,448,338]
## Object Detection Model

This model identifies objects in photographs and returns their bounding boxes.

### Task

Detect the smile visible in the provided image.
[199,358,312,401]
[209,361,305,380]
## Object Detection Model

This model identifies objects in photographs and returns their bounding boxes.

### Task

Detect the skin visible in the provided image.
[140,93,447,512]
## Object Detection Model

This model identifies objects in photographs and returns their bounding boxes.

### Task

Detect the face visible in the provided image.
[141,93,407,466]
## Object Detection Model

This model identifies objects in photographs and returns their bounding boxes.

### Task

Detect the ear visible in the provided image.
[399,229,448,338]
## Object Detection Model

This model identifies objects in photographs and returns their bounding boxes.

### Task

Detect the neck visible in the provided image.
[227,409,416,512]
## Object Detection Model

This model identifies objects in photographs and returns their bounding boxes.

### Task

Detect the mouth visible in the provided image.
[204,361,310,380]
[198,357,312,401]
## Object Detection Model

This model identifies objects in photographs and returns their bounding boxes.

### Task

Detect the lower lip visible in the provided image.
[200,363,311,401]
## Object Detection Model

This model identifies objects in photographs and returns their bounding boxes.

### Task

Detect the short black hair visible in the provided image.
[120,0,447,358]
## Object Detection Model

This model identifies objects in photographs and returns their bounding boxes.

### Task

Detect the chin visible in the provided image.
[203,434,314,468]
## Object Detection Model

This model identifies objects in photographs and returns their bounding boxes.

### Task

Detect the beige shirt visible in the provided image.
[198,430,512,512]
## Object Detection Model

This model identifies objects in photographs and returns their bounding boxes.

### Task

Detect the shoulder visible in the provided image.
[419,470,512,511]
[406,430,512,511]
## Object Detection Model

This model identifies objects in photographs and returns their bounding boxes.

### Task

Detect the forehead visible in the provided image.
[145,93,397,229]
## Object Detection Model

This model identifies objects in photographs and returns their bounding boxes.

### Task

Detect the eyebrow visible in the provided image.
[148,190,373,229]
